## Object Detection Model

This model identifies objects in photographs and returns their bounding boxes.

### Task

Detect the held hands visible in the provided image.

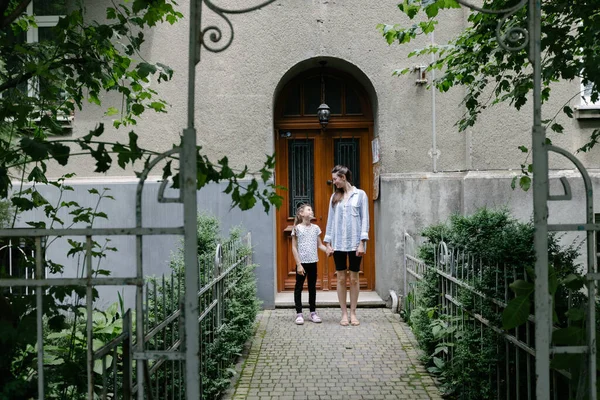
[296,265,305,276]
[325,244,334,257]
[356,242,365,257]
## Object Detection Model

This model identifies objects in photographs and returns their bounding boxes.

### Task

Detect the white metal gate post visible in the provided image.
[182,1,201,399]
[529,1,552,398]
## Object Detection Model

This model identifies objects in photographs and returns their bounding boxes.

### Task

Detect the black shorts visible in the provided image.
[333,251,362,272]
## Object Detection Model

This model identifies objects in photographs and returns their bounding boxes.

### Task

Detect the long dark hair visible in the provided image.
[331,165,352,206]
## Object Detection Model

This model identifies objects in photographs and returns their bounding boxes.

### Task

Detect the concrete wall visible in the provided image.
[15,179,275,309]
[375,170,599,301]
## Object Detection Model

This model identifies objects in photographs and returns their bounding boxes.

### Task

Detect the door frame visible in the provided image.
[274,67,375,292]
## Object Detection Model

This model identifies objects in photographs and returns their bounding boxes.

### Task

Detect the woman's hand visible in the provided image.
[297,265,305,276]
[326,244,333,257]
[356,242,365,257]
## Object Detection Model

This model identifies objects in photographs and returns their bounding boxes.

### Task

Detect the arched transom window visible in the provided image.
[277,69,370,120]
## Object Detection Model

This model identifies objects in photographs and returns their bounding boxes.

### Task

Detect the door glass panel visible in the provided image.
[334,138,360,188]
[288,139,314,216]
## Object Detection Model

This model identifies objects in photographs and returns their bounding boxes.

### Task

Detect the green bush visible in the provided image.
[410,208,583,399]
[152,213,260,399]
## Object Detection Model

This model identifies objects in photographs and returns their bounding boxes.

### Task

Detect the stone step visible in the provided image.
[274,290,387,308]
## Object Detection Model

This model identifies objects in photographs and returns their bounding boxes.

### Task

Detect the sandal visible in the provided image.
[350,316,360,326]
[340,317,349,326]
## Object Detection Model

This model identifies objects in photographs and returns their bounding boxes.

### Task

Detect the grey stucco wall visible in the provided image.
[374,171,596,302]
[57,1,600,180]
[15,179,275,309]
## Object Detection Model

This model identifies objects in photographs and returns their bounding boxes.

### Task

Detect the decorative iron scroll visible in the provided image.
[455,0,529,51]
[200,0,278,54]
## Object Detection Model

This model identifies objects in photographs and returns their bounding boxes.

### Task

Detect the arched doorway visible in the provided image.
[274,65,375,292]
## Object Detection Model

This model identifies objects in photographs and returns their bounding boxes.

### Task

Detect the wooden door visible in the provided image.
[275,128,374,291]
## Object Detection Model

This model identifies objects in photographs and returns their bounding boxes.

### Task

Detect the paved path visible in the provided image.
[223,308,442,400]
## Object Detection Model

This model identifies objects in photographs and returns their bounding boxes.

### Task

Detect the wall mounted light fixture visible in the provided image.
[317,60,331,129]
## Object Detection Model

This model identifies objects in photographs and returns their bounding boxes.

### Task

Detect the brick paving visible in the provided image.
[222,308,442,400]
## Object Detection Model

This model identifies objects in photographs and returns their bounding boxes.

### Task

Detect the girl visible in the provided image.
[324,165,369,327]
[291,203,327,325]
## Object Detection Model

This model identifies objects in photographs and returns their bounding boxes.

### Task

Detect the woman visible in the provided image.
[323,165,369,326]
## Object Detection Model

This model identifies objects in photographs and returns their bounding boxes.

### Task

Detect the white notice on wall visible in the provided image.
[371,138,380,164]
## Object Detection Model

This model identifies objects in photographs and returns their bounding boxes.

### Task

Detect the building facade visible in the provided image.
[24,0,600,308]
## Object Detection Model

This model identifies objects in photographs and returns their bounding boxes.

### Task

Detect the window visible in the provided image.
[1,1,72,128]
[281,73,364,118]
[24,0,68,99]
[581,80,599,108]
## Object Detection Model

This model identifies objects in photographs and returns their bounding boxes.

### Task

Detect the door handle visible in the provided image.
[327,180,332,185]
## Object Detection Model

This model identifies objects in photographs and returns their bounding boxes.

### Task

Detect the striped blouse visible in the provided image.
[323,187,369,252]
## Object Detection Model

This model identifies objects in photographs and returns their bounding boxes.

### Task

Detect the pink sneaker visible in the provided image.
[295,313,304,325]
[309,312,322,323]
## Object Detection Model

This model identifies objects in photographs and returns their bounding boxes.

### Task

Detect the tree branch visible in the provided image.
[1,0,31,30]
[0,58,87,93]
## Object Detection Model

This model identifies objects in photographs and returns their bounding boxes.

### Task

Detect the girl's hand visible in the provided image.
[356,242,365,257]
[297,265,305,276]
[326,244,333,257]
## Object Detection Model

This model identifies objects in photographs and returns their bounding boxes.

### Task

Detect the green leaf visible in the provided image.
[519,176,531,191]
[518,145,528,153]
[106,107,119,116]
[137,62,157,78]
[21,137,49,162]
[552,327,584,345]
[502,295,530,330]
[563,273,585,291]
[509,280,534,297]
[48,142,71,166]
[551,353,582,371]
[565,308,585,322]
[550,123,564,133]
[563,106,573,118]
[548,265,558,295]
[131,103,145,116]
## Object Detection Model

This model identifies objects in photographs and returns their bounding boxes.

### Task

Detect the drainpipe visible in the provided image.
[431,31,437,173]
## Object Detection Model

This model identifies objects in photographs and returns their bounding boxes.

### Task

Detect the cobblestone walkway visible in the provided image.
[222,308,442,400]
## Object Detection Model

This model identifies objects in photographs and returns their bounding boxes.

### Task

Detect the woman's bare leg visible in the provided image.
[349,270,360,325]
[337,270,348,325]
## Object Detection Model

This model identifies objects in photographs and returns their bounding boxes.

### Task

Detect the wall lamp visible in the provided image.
[317,60,330,129]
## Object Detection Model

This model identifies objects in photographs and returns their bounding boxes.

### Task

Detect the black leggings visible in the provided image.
[294,262,317,313]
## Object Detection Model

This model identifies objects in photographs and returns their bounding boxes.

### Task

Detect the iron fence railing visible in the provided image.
[90,232,253,400]
[403,232,573,400]
[0,232,251,399]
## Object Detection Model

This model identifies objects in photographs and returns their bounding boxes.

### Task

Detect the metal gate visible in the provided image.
[0,1,276,399]
[450,1,597,398]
